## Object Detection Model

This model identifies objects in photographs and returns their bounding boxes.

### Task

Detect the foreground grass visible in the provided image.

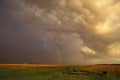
[0,67,120,80]
[0,68,71,80]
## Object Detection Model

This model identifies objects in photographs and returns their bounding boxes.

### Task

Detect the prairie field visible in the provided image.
[0,64,120,80]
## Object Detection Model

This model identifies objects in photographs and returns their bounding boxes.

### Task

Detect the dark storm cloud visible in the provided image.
[23,0,56,10]
[0,0,61,64]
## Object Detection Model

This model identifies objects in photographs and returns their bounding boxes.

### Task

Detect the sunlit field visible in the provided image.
[0,64,120,80]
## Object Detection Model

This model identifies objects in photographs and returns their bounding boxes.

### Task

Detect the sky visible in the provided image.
[0,0,120,64]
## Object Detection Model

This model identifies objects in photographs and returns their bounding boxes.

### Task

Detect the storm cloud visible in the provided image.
[0,0,120,64]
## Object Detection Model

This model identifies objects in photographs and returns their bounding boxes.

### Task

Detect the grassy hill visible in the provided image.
[0,64,120,80]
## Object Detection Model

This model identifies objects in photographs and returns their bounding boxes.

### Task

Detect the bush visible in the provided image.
[102,71,107,74]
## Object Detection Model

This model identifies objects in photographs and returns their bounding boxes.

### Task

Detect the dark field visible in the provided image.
[0,64,120,80]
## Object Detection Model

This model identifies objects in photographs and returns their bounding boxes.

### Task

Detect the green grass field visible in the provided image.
[0,66,120,80]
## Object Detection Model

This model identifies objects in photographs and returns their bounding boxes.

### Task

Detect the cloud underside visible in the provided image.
[21,0,120,64]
